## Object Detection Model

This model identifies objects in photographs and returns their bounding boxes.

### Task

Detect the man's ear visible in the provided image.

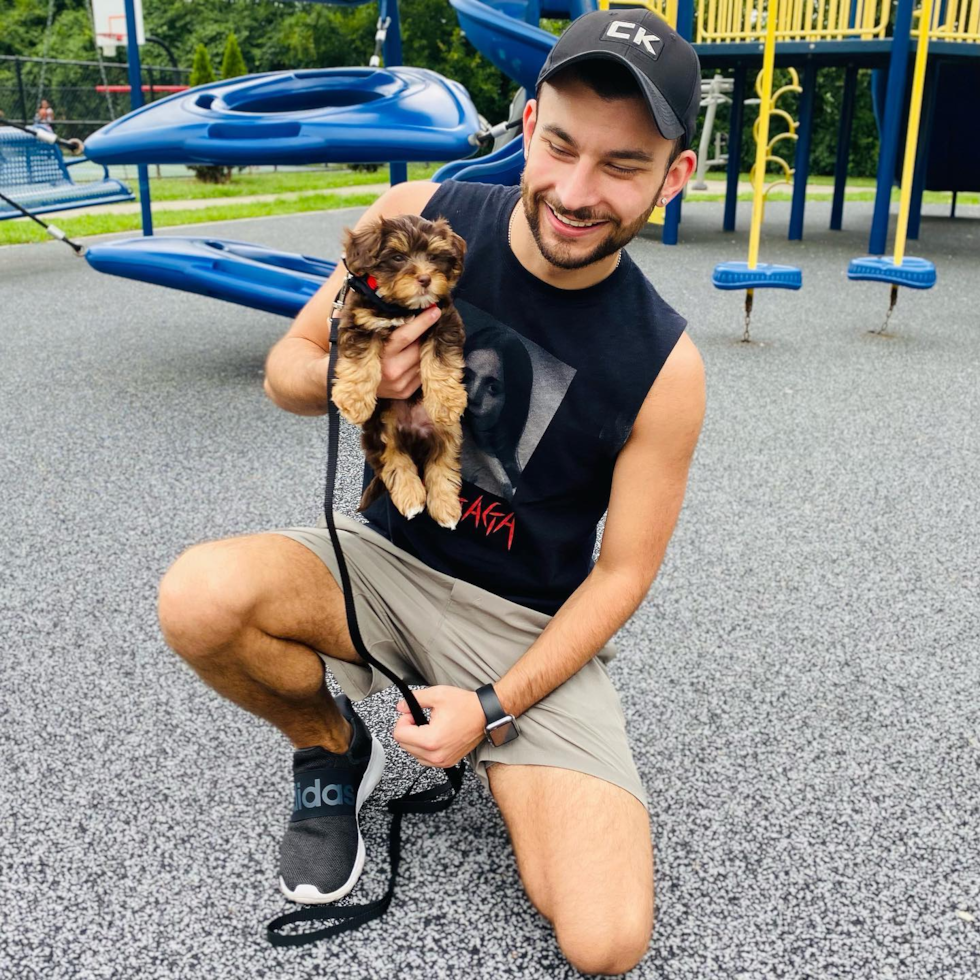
[342,221,384,276]
[659,149,697,208]
[522,98,537,159]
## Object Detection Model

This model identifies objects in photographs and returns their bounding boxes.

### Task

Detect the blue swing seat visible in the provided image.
[846,256,936,289]
[0,126,133,220]
[711,261,803,290]
[84,238,336,319]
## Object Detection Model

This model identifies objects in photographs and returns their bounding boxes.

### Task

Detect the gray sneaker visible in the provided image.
[278,694,386,904]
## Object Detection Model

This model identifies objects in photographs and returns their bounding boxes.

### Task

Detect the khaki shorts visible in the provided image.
[268,512,649,810]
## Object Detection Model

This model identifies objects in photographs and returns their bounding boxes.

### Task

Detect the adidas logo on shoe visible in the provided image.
[293,776,356,815]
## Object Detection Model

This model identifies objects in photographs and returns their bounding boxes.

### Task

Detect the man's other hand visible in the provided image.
[392,685,485,769]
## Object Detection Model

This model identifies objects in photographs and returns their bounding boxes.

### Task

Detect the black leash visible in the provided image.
[265,274,466,947]
[0,189,86,255]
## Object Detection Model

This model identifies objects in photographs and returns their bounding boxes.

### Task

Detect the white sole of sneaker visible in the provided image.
[279,733,386,905]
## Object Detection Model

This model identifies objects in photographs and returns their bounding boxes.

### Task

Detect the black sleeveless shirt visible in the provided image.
[359,180,688,615]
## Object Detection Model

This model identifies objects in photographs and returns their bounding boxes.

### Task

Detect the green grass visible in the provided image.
[2,168,974,248]
[691,188,979,205]
[0,191,381,246]
[130,162,443,202]
[704,171,880,188]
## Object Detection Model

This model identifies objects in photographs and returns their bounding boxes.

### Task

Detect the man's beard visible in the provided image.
[519,171,665,271]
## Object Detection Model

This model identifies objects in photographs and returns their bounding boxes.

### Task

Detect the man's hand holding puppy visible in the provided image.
[375,304,442,401]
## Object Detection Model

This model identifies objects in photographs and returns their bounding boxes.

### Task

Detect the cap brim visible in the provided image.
[536,52,685,143]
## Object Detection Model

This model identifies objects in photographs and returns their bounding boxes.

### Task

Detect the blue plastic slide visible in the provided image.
[449,0,555,93]
[84,238,337,319]
[84,67,481,167]
[432,134,524,184]
[82,131,528,317]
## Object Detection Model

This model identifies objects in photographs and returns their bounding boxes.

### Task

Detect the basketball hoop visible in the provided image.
[97,34,123,58]
[92,0,145,56]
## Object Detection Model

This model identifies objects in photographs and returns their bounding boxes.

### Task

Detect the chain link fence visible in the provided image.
[0,56,190,144]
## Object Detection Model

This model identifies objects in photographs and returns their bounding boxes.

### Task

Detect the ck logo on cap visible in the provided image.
[603,20,663,58]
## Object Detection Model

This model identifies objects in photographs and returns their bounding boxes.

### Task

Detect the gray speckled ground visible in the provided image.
[1,198,978,979]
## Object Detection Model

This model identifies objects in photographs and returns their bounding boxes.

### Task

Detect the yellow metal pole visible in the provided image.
[747,0,780,269]
[893,0,934,265]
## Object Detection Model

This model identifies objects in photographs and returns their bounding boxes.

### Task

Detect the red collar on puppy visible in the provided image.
[340,257,448,320]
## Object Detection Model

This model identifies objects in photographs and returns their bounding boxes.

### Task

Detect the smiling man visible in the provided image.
[158,8,706,976]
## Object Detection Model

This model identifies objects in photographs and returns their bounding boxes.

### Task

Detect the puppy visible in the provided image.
[330,213,468,529]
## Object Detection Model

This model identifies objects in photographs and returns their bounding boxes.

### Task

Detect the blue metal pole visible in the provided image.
[830,64,858,231]
[788,62,816,241]
[868,0,915,255]
[723,66,745,233]
[383,0,407,186]
[122,0,152,236]
[907,60,939,241]
[663,0,696,246]
[382,0,402,68]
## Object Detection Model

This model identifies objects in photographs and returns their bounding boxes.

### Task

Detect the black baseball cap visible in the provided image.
[536,9,702,150]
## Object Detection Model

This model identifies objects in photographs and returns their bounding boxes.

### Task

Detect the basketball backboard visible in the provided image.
[91,0,146,57]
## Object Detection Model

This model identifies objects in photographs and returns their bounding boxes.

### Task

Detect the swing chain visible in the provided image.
[742,290,754,344]
[870,285,899,335]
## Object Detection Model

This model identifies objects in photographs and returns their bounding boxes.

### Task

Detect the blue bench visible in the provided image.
[0,126,134,221]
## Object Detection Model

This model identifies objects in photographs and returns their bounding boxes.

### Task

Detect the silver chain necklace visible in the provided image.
[508,203,622,273]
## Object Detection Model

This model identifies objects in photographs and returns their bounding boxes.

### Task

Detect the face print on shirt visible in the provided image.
[456,299,576,504]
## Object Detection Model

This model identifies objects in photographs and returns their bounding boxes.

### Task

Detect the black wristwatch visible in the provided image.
[476,684,520,747]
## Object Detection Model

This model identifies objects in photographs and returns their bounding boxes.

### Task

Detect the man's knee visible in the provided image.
[157,543,252,661]
[554,910,653,976]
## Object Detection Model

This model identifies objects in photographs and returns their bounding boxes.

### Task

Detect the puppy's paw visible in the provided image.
[425,483,462,530]
[389,475,427,520]
[423,384,468,426]
[331,385,377,427]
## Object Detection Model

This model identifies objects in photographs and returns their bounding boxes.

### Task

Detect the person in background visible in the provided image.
[33,99,54,131]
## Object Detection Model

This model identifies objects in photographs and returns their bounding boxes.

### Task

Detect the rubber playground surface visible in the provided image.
[2,199,978,978]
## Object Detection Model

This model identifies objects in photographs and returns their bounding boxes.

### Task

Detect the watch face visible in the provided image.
[488,721,512,747]
[486,716,518,747]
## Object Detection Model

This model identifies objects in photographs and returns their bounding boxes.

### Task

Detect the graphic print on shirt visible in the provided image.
[456,298,576,511]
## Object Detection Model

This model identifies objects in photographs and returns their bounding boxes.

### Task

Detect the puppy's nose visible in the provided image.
[416,275,431,288]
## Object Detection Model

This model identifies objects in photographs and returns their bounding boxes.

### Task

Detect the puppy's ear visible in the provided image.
[432,217,466,276]
[342,221,384,276]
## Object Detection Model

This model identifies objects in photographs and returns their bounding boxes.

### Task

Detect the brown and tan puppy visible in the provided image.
[331,213,468,530]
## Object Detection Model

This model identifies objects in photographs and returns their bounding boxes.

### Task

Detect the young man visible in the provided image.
[157,9,705,975]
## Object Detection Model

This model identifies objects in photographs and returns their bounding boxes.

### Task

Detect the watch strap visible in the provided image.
[475,683,508,725]
[476,684,520,746]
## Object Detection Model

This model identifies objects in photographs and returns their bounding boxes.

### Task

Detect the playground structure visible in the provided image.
[446,0,979,250]
[2,0,976,334]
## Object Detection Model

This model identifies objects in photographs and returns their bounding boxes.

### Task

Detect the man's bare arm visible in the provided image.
[262,180,440,416]
[494,333,707,718]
